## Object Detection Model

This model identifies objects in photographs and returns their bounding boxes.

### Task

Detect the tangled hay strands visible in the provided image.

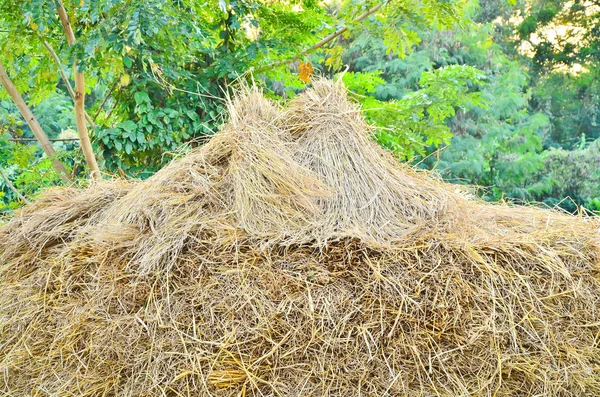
[0,79,599,396]
[0,180,132,266]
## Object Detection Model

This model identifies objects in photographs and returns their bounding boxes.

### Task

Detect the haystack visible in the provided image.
[1,79,599,396]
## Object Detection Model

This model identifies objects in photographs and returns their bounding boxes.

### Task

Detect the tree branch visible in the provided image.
[10,137,80,142]
[0,166,30,204]
[56,2,76,45]
[93,77,119,122]
[256,1,387,73]
[42,40,95,128]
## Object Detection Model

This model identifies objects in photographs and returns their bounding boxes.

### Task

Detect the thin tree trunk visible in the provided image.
[0,166,30,204]
[56,0,101,181]
[74,71,101,179]
[0,61,71,183]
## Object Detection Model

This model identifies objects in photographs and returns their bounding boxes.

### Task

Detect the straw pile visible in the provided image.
[1,79,599,396]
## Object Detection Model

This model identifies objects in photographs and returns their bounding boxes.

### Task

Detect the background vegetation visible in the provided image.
[1,0,599,213]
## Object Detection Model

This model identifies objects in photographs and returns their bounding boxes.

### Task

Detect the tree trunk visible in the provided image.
[73,71,100,180]
[56,0,101,181]
[0,61,71,183]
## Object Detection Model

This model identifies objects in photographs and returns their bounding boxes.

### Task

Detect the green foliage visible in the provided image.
[0,92,80,211]
[508,0,600,70]
[539,138,600,212]
[0,137,80,213]
[95,85,208,176]
[532,70,600,148]
[342,66,486,159]
[1,93,76,140]
[1,0,337,176]
[408,2,599,212]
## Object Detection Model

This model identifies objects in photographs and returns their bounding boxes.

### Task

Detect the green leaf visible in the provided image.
[118,120,137,133]
[122,56,133,68]
[134,91,151,105]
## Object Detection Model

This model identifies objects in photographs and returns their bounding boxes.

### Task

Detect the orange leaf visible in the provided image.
[299,61,314,84]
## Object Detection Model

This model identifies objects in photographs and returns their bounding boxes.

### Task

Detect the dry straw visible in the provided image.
[1,79,599,396]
